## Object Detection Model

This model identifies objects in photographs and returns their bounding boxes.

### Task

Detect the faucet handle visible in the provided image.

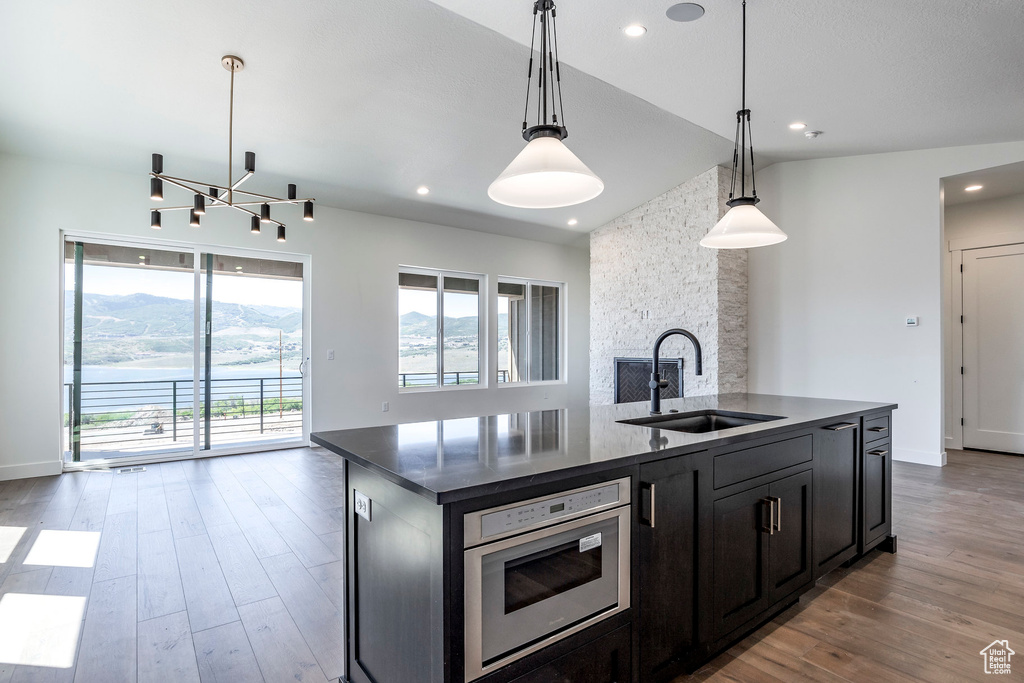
[648,378,669,390]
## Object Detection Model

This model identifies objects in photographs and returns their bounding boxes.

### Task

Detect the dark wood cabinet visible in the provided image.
[711,468,812,639]
[862,436,892,551]
[637,453,709,682]
[812,423,860,577]
[508,625,631,683]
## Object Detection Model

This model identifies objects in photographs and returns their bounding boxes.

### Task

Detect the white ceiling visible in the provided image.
[944,161,1024,206]
[1,1,1022,242]
[429,0,1024,162]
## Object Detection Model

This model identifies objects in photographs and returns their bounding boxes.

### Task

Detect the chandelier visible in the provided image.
[487,0,604,209]
[149,55,314,242]
[700,1,787,249]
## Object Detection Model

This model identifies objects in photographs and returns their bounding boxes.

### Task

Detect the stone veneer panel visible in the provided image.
[590,166,748,405]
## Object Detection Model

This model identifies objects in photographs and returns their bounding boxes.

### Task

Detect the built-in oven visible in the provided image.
[463,477,631,682]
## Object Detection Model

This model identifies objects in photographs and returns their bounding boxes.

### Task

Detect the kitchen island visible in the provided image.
[312,393,896,683]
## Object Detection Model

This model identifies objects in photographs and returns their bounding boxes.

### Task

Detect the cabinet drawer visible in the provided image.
[508,625,630,683]
[864,415,890,444]
[714,435,812,489]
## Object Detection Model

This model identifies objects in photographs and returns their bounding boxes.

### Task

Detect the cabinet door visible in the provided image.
[638,456,703,681]
[813,424,859,577]
[768,470,813,603]
[862,441,892,549]
[712,484,770,639]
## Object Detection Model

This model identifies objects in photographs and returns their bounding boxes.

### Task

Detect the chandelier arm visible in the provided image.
[729,114,741,200]
[152,174,313,205]
[550,7,565,129]
[231,170,254,191]
[522,6,539,131]
[155,199,312,212]
[224,202,285,227]
[746,114,757,198]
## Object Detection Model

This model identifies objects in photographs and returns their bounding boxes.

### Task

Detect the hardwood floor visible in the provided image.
[0,447,1021,682]
[0,447,347,683]
[676,448,1024,683]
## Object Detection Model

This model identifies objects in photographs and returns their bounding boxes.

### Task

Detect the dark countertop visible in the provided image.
[311,393,896,504]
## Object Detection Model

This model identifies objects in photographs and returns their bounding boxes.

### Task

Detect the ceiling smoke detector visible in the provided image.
[666,3,705,22]
[804,130,824,139]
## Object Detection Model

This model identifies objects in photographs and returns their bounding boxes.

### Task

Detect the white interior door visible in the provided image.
[963,243,1024,454]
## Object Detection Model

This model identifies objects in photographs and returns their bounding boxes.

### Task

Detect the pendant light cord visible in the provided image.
[520,1,566,137]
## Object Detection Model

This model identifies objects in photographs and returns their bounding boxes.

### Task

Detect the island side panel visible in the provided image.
[347,461,445,683]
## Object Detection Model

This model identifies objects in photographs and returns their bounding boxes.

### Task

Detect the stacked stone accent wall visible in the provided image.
[590,166,748,405]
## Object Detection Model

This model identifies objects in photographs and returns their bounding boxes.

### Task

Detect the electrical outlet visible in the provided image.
[327,349,335,360]
[381,401,389,412]
[905,317,919,327]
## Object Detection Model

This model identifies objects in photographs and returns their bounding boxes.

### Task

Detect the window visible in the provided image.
[497,279,562,384]
[399,268,483,389]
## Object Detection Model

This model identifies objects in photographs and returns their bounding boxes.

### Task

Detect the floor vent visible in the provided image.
[116,466,147,474]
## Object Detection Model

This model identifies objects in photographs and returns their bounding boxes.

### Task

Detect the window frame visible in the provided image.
[495,277,566,387]
[398,265,486,392]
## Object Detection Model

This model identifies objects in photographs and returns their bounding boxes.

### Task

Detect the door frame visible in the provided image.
[947,229,1024,452]
[59,230,312,470]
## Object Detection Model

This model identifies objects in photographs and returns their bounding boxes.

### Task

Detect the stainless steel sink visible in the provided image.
[617,409,785,434]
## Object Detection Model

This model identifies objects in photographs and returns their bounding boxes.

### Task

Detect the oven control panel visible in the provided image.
[480,482,622,539]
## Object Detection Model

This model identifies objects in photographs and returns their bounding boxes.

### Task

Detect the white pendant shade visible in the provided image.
[488,136,604,209]
[700,203,788,249]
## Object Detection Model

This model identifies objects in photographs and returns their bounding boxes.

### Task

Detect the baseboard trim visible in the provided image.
[893,448,946,467]
[0,459,63,481]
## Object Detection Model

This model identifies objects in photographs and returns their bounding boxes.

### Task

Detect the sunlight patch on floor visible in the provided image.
[23,530,101,568]
[0,594,86,668]
[0,526,27,563]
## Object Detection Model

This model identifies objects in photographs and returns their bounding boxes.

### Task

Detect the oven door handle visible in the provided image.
[639,482,656,528]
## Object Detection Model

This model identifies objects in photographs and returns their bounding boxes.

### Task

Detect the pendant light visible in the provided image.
[701,0,787,249]
[488,0,603,209]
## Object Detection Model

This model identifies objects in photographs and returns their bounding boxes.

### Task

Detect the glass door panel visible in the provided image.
[199,254,305,451]
[63,241,195,462]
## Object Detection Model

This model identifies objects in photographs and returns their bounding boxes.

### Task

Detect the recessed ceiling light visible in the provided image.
[416,186,430,195]
[567,218,578,226]
[666,3,705,22]
[965,184,983,192]
[623,24,647,37]
[235,265,243,270]
[789,122,807,130]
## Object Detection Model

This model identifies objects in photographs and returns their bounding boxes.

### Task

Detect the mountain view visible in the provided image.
[399,311,508,375]
[64,292,303,368]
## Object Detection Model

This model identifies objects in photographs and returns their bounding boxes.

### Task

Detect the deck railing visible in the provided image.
[63,375,302,455]
[398,370,509,388]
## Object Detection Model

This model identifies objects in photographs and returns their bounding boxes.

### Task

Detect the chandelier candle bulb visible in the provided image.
[260,203,271,223]
[151,153,163,174]
[244,152,256,173]
[250,215,261,234]
[150,177,163,201]
[288,184,297,200]
[209,187,219,200]
[150,210,161,230]
[303,201,314,221]
[193,194,205,215]
[277,225,286,242]
[189,209,200,227]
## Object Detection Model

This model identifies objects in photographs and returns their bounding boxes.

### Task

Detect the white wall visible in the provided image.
[0,153,589,480]
[749,142,1024,467]
[942,191,1024,446]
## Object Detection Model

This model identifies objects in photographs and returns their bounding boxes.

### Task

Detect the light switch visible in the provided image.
[327,349,335,360]
[381,401,389,412]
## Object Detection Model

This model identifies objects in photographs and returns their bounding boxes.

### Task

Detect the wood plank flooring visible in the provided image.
[0,448,347,683]
[676,448,1024,683]
[0,447,1021,682]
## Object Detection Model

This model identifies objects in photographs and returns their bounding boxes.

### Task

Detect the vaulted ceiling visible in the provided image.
[1,0,1021,243]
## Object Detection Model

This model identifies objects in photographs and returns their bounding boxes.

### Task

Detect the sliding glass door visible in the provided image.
[63,237,308,465]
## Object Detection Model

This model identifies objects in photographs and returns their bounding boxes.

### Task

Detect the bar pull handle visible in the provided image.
[825,423,858,431]
[868,449,889,457]
[769,496,782,533]
[868,426,888,433]
[761,498,774,535]
[640,483,656,528]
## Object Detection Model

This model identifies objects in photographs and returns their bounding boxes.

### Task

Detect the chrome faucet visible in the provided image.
[650,328,703,415]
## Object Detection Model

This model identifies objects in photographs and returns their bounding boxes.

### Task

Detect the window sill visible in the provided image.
[398,383,488,394]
